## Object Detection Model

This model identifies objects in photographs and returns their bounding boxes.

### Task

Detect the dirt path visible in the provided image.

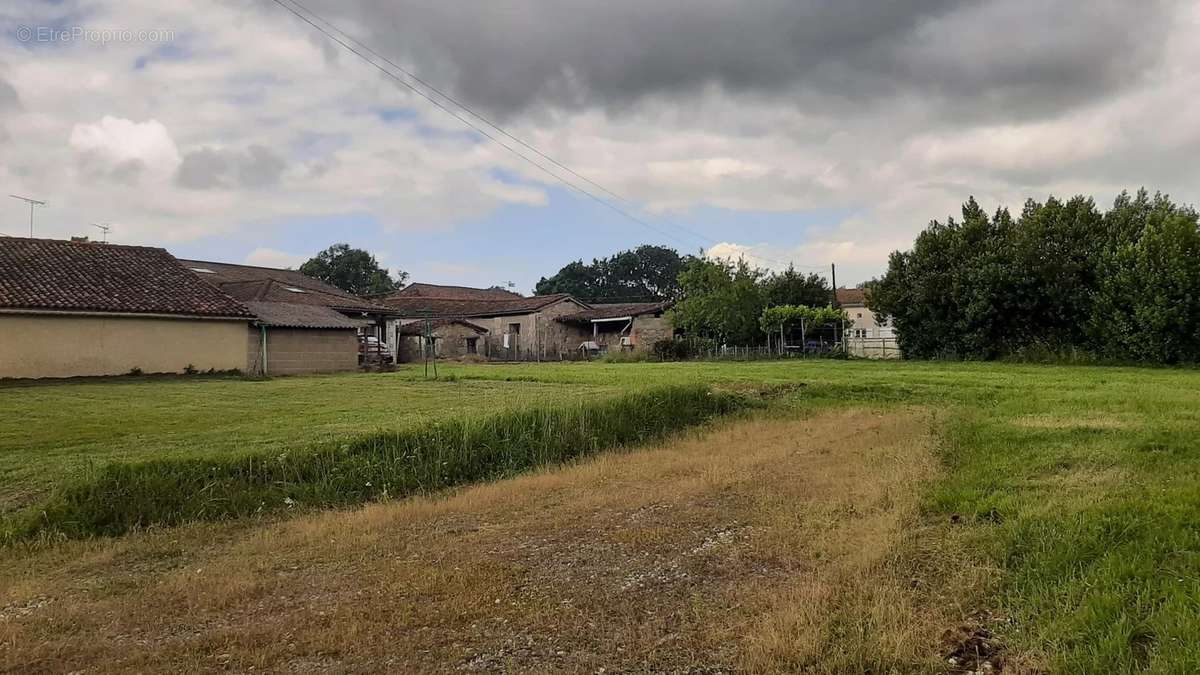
[1,408,973,673]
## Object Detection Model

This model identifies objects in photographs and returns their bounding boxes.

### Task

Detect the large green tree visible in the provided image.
[300,243,408,297]
[669,257,766,346]
[761,265,831,308]
[536,245,690,302]
[871,190,1200,363]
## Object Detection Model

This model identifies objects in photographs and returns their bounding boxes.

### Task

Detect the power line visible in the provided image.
[268,0,693,251]
[268,0,825,272]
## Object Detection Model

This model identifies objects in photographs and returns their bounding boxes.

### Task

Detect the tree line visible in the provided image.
[870,189,1200,363]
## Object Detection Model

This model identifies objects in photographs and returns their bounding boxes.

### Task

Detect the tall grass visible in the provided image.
[9,384,742,541]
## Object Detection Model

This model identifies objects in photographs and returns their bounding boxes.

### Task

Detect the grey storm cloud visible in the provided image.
[176,145,286,190]
[304,0,1176,121]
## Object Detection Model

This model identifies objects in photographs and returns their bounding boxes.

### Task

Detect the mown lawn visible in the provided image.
[0,372,614,510]
[4,359,1200,671]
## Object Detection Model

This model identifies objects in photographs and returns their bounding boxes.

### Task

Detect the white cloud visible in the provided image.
[1,0,1198,286]
[244,247,308,269]
[68,116,181,181]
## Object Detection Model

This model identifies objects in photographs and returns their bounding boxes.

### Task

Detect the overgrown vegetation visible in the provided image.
[7,384,741,540]
[669,257,839,347]
[872,189,1200,363]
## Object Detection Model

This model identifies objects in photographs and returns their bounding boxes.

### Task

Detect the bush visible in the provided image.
[10,384,744,540]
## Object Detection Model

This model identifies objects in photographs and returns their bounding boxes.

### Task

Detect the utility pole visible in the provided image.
[10,194,47,237]
[830,263,838,307]
[91,223,112,243]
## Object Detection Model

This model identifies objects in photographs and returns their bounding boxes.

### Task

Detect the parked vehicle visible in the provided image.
[358,336,393,364]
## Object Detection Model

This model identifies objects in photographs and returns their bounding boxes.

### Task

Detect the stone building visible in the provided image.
[379,283,673,360]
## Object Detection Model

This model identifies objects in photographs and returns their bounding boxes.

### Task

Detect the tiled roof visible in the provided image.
[557,301,670,323]
[243,301,367,329]
[180,259,389,313]
[0,237,252,318]
[397,318,489,336]
[384,283,521,301]
[381,293,580,318]
[835,288,867,305]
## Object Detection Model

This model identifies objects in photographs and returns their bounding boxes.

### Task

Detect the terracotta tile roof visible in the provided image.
[381,293,581,318]
[0,237,251,318]
[396,318,489,336]
[384,283,521,301]
[835,288,867,305]
[243,301,367,329]
[180,259,389,314]
[557,301,671,323]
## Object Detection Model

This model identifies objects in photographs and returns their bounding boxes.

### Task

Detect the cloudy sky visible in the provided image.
[1,0,1197,290]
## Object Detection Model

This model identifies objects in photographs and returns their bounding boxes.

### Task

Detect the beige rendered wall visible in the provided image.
[259,328,358,376]
[0,313,249,379]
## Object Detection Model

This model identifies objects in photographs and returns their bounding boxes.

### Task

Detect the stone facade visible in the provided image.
[395,321,486,362]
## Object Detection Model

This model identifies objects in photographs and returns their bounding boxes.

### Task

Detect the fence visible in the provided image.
[845,336,901,359]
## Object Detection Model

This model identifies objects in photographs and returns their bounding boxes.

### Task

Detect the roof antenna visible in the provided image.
[91,223,112,243]
[10,194,47,237]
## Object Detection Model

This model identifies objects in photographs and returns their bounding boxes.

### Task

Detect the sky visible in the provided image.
[1,0,1198,293]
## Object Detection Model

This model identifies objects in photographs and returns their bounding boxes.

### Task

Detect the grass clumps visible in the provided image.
[10,384,742,541]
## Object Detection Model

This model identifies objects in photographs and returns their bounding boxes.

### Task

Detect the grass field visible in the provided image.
[0,375,614,510]
[3,360,1200,672]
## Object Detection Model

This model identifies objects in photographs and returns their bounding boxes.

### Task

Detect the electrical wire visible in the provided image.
[269,0,826,271]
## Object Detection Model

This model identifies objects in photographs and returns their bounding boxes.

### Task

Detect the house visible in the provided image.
[180,259,397,371]
[554,302,673,352]
[836,288,891,339]
[836,287,899,359]
[0,237,254,379]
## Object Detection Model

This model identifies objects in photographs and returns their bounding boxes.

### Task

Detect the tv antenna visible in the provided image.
[91,223,112,243]
[10,194,47,237]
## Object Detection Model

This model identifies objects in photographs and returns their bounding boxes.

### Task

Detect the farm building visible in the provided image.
[0,237,254,379]
[181,258,398,371]
[241,301,366,375]
[555,302,673,353]
[379,283,673,360]
[379,283,590,361]
[395,318,489,361]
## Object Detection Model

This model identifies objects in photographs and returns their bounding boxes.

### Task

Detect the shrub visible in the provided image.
[11,384,743,540]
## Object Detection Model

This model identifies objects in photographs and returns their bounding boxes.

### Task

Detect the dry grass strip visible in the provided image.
[0,407,985,673]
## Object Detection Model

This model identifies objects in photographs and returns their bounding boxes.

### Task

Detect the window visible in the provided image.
[466,337,478,354]
[284,287,307,294]
[508,322,521,334]
[857,312,863,319]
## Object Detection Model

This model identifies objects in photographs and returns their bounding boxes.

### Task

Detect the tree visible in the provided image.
[762,265,831,308]
[1090,190,1200,363]
[299,243,408,297]
[536,245,690,302]
[872,190,1200,363]
[670,257,765,345]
